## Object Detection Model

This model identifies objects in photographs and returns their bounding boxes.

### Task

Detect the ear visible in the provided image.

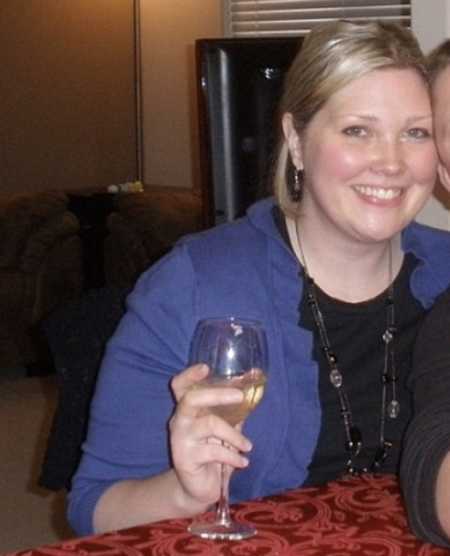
[282,113,304,170]
[437,162,450,192]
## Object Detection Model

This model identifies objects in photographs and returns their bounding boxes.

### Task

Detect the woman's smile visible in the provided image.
[352,185,404,203]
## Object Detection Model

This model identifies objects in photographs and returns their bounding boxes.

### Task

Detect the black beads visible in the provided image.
[371,440,393,471]
[298,242,396,477]
[345,426,362,454]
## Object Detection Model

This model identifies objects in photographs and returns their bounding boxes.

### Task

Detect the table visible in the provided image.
[6,474,449,556]
[67,191,117,290]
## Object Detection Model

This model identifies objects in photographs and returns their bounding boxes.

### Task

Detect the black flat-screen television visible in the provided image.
[196,37,302,227]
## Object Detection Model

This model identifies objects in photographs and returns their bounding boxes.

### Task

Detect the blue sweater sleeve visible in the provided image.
[66,203,326,535]
[67,245,197,535]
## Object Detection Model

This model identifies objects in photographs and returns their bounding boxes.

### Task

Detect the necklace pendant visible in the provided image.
[387,400,400,419]
[329,369,343,388]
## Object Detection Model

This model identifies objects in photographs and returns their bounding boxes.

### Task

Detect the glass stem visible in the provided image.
[216,460,231,527]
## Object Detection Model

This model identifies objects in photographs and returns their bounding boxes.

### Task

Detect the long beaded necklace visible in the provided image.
[286,216,400,475]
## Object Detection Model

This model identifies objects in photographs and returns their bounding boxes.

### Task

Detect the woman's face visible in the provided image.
[284,68,437,245]
[431,65,450,192]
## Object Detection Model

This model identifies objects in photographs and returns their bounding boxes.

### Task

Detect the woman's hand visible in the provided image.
[92,364,253,534]
[169,364,252,509]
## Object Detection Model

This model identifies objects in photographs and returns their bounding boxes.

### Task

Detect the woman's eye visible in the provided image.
[342,126,367,137]
[407,127,431,139]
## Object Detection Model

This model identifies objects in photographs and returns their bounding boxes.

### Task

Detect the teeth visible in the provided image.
[354,185,402,200]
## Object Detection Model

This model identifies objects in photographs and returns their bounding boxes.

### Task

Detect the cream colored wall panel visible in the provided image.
[140,0,222,189]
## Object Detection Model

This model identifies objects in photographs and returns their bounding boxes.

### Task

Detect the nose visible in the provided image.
[370,139,405,176]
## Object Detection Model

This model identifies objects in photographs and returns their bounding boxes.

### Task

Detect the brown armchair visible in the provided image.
[103,187,203,289]
[0,191,83,369]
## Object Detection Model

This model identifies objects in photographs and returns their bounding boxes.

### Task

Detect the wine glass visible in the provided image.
[187,317,268,541]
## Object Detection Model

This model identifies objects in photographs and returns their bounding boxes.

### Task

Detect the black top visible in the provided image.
[273,206,450,547]
[301,253,423,485]
[400,286,450,547]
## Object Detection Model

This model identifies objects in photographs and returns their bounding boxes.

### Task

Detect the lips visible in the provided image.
[353,185,403,200]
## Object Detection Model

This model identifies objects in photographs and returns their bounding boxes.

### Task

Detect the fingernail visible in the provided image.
[244,440,253,452]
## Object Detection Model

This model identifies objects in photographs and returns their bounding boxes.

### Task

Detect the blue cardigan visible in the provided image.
[68,198,450,535]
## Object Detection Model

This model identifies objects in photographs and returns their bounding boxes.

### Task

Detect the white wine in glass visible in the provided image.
[194,368,266,426]
[187,317,268,541]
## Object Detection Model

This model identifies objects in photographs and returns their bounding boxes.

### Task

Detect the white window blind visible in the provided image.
[224,1,411,37]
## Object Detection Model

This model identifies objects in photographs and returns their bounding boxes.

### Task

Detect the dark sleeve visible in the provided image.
[400,287,450,548]
[38,287,129,491]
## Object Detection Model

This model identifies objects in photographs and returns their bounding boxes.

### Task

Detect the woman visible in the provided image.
[68,21,450,542]
[400,38,450,547]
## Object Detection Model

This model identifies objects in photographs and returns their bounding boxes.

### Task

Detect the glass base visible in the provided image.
[188,520,256,541]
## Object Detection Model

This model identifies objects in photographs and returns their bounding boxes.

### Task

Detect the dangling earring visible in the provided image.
[292,167,303,202]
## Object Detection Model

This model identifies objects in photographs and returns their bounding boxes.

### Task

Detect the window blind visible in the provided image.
[224,0,411,37]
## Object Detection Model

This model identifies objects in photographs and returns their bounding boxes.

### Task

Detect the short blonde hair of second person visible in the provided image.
[273,20,429,218]
[427,39,450,85]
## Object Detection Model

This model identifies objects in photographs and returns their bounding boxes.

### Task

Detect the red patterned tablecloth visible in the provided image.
[6,474,449,556]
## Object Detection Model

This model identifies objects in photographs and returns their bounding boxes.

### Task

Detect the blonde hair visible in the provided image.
[273,20,428,216]
[427,39,450,86]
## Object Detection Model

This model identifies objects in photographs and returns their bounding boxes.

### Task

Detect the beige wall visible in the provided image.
[140,0,223,190]
[1,0,137,198]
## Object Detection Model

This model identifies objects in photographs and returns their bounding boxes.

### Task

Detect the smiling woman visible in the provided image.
[66,21,450,549]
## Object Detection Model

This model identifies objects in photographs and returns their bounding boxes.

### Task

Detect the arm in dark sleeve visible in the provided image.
[400,288,450,547]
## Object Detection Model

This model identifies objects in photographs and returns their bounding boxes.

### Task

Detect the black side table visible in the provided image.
[68,192,116,291]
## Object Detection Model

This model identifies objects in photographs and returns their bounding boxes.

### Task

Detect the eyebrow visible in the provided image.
[339,114,433,124]
[406,115,433,124]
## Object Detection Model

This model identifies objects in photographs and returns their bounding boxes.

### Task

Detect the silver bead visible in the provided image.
[383,329,393,343]
[329,369,343,388]
[387,400,400,419]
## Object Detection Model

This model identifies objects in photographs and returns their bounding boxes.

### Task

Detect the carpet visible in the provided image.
[0,369,74,553]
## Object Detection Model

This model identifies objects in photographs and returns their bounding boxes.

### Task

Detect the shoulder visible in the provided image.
[177,198,281,267]
[402,222,450,307]
[421,286,450,331]
[127,197,285,315]
[412,285,450,382]
[403,221,450,254]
